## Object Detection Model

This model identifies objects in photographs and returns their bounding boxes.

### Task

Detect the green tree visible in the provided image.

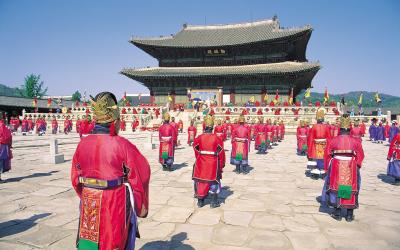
[71,90,82,102]
[19,74,48,98]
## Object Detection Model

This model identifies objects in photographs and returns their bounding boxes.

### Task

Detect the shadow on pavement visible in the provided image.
[172,162,188,171]
[0,213,52,238]
[140,232,194,250]
[377,173,397,185]
[4,171,59,183]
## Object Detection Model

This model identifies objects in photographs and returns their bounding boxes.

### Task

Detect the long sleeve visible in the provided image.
[354,140,365,167]
[388,138,397,159]
[218,138,225,169]
[324,140,332,171]
[125,143,151,218]
[70,147,82,198]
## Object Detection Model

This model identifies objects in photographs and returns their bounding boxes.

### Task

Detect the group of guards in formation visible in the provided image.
[295,108,400,222]
[158,112,286,208]
[1,92,400,249]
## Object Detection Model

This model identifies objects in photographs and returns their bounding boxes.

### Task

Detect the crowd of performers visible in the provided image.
[159,112,285,208]
[2,93,400,249]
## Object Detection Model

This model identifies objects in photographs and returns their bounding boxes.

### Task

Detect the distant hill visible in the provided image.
[0,83,20,97]
[298,90,400,108]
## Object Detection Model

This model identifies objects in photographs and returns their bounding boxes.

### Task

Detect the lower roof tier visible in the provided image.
[121,61,320,97]
[121,61,320,78]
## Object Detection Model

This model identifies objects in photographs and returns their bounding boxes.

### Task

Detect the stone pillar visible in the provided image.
[217,87,223,107]
[45,139,64,164]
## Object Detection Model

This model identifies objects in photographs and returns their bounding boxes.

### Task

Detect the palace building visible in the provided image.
[121,16,320,106]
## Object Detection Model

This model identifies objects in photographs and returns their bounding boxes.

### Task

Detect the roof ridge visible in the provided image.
[184,19,276,30]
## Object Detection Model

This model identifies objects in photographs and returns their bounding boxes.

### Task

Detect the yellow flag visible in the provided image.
[250,96,255,103]
[304,88,311,98]
[263,93,269,102]
[167,95,173,102]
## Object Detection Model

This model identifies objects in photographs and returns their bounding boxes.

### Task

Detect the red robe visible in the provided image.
[297,126,308,152]
[250,124,257,140]
[28,119,34,131]
[76,119,81,133]
[120,120,126,131]
[225,110,231,120]
[158,123,175,164]
[265,124,273,143]
[131,119,139,131]
[278,123,285,140]
[384,124,390,138]
[178,120,183,132]
[155,109,160,119]
[360,123,366,136]
[254,124,266,149]
[330,125,339,138]
[231,124,250,162]
[307,123,331,160]
[214,125,225,141]
[0,121,13,172]
[71,134,150,250]
[324,134,364,208]
[187,125,197,145]
[192,133,225,198]
[388,135,400,160]
[350,127,362,142]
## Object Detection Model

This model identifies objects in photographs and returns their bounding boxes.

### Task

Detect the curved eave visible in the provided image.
[120,62,320,80]
[131,27,312,49]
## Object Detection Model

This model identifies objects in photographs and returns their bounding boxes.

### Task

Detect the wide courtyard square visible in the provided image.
[0,132,399,250]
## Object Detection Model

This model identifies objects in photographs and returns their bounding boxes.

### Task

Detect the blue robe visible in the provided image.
[369,124,377,140]
[375,126,385,141]
[389,126,399,143]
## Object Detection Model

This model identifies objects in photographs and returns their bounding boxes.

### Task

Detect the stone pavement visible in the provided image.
[0,132,399,250]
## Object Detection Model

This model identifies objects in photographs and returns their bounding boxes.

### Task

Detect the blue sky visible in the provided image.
[0,0,399,98]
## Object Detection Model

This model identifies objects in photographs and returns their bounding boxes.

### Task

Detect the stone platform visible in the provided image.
[0,132,399,250]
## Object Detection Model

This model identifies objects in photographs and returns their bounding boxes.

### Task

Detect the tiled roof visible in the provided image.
[121,62,320,79]
[132,19,311,48]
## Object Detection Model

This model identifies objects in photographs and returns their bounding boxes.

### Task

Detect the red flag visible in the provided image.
[324,88,329,104]
[47,98,52,107]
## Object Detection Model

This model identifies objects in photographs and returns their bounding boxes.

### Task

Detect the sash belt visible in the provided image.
[235,137,248,142]
[299,135,307,138]
[314,139,327,142]
[199,150,217,155]
[333,155,353,161]
[79,176,126,189]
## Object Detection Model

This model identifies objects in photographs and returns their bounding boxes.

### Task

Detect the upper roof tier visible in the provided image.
[131,18,312,48]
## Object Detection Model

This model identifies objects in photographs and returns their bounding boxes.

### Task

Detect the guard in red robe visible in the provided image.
[296,120,308,155]
[321,116,364,222]
[28,117,34,132]
[307,108,331,178]
[272,120,279,145]
[64,117,71,134]
[265,119,273,149]
[360,121,366,137]
[71,92,150,249]
[155,108,160,119]
[350,119,362,142]
[178,119,184,133]
[230,115,250,174]
[187,120,197,146]
[120,117,126,131]
[159,113,176,171]
[51,118,58,134]
[255,117,267,153]
[384,122,390,140]
[279,120,285,140]
[131,116,139,132]
[76,118,81,133]
[225,120,233,139]
[0,116,12,182]
[214,119,225,141]
[387,134,400,184]
[21,118,29,135]
[193,115,225,208]
[225,109,231,121]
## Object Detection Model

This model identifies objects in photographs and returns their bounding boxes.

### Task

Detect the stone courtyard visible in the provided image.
[0,132,399,250]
